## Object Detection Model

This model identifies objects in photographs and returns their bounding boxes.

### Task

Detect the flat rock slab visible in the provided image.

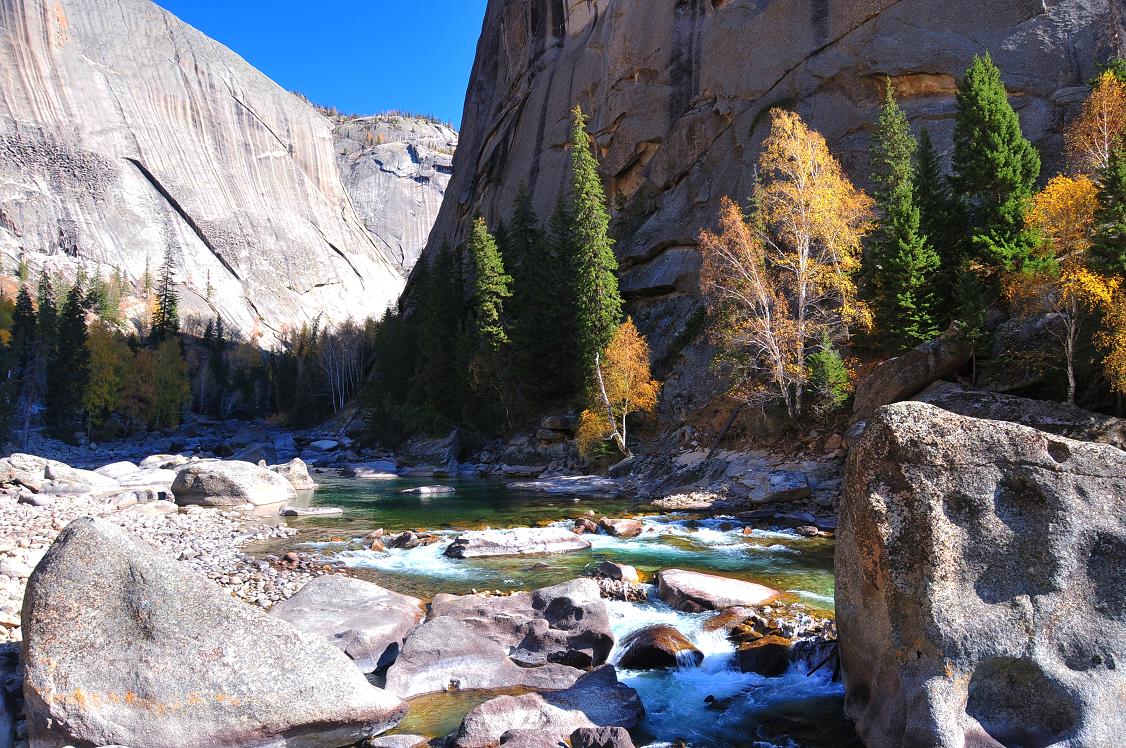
[452,666,643,748]
[279,506,343,517]
[271,575,424,673]
[444,527,591,558]
[399,485,455,495]
[507,476,622,495]
[657,569,780,611]
[23,518,406,748]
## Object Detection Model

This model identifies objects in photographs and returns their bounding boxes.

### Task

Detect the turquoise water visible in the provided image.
[279,476,851,746]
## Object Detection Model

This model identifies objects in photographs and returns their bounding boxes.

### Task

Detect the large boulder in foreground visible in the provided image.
[429,579,615,668]
[270,575,424,673]
[383,617,583,698]
[452,666,643,748]
[444,527,591,558]
[657,569,779,612]
[22,518,406,748]
[837,402,1126,748]
[851,327,972,422]
[172,460,297,507]
[915,381,1126,450]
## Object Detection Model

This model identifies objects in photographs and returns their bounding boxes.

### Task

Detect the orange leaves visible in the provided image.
[577,318,661,457]
[1065,71,1126,174]
[1027,174,1099,262]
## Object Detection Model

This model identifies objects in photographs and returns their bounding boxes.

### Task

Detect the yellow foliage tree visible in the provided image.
[83,322,133,428]
[576,318,661,458]
[699,109,872,419]
[1027,175,1099,263]
[1065,71,1126,174]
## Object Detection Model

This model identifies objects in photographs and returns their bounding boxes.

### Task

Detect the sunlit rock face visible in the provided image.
[420,0,1121,412]
[0,0,453,342]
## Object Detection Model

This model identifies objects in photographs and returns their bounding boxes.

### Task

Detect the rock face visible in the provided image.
[453,666,644,748]
[171,460,297,507]
[837,402,1126,748]
[419,0,1119,416]
[270,575,424,674]
[22,517,407,748]
[0,0,452,342]
[331,113,457,274]
[657,569,779,612]
[444,527,591,558]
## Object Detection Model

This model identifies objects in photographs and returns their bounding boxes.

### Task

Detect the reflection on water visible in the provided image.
[269,475,851,746]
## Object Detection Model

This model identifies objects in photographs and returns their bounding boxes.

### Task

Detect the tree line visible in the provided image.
[699,55,1126,421]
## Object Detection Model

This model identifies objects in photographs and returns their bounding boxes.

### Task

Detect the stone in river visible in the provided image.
[734,635,793,677]
[383,617,583,698]
[171,460,297,507]
[399,485,455,495]
[571,726,638,748]
[270,457,318,490]
[452,665,643,748]
[278,506,344,517]
[599,517,644,538]
[23,517,406,747]
[597,560,640,584]
[615,625,703,670]
[837,401,1126,748]
[444,527,591,558]
[657,569,780,612]
[309,439,340,452]
[367,736,430,748]
[271,575,424,673]
[507,476,622,496]
[429,579,615,668]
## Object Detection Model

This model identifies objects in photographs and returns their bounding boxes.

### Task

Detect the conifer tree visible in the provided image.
[10,285,35,374]
[1091,147,1126,277]
[951,54,1042,273]
[150,246,179,343]
[467,217,512,353]
[44,282,90,438]
[417,243,464,426]
[865,81,941,350]
[545,193,580,392]
[915,127,964,322]
[566,105,623,382]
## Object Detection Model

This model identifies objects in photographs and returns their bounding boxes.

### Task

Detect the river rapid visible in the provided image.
[276,476,856,747]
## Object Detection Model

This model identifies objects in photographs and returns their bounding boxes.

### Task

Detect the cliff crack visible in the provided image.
[124,158,242,282]
[313,226,365,286]
[228,92,290,153]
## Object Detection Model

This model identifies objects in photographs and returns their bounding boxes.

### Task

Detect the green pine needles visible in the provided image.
[1091,147,1126,277]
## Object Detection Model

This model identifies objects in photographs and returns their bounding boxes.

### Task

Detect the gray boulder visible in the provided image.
[657,569,779,611]
[452,666,643,748]
[915,381,1126,450]
[571,726,637,748]
[615,624,702,669]
[22,517,407,748]
[270,575,423,673]
[428,579,614,668]
[837,402,1126,748]
[114,468,177,490]
[383,617,583,698]
[444,527,590,559]
[270,458,318,491]
[139,454,189,470]
[171,460,296,507]
[852,327,972,422]
[94,461,139,479]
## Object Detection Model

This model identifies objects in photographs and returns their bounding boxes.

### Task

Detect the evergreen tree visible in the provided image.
[864,81,941,350]
[566,105,623,382]
[465,217,513,430]
[44,283,90,439]
[1091,147,1126,277]
[915,127,965,323]
[417,243,464,427]
[10,285,35,374]
[150,246,179,343]
[951,54,1042,273]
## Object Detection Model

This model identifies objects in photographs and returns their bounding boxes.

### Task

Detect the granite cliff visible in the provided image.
[0,0,454,342]
[422,0,1122,417]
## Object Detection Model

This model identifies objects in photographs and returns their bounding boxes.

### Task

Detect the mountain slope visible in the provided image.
[0,0,448,341]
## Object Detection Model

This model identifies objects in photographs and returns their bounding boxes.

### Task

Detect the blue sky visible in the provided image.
[154,1,488,128]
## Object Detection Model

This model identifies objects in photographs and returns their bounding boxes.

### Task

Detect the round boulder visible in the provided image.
[171,460,297,507]
[615,625,703,669]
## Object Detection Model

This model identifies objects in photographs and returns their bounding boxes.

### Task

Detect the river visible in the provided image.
[277,476,857,747]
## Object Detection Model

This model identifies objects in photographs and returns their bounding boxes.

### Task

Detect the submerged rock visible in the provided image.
[22,517,406,747]
[444,527,591,558]
[615,624,703,669]
[428,579,615,668]
[453,666,644,748]
[599,517,644,538]
[597,560,641,584]
[270,575,424,673]
[837,402,1126,748]
[171,460,297,507]
[399,485,455,495]
[383,616,583,698]
[507,476,622,496]
[657,569,779,611]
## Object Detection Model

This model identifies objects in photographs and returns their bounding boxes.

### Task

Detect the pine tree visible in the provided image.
[915,127,964,321]
[10,285,35,374]
[44,282,91,439]
[1091,147,1126,277]
[417,243,464,426]
[951,54,1042,273]
[150,246,179,343]
[865,81,942,350]
[566,105,624,382]
[467,217,512,353]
